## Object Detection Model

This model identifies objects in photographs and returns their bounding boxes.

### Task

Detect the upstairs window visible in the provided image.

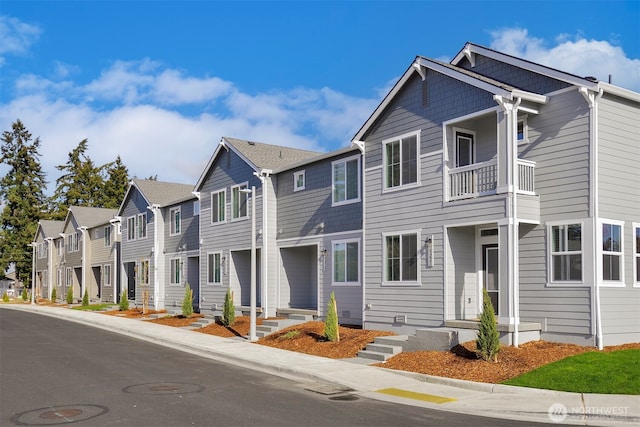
[603,222,622,282]
[193,200,200,216]
[136,213,147,239]
[127,216,136,241]
[294,170,305,192]
[550,223,582,282]
[211,190,226,224]
[517,117,529,144]
[384,132,418,189]
[231,184,248,219]
[104,226,112,247]
[455,130,475,167]
[332,156,360,205]
[170,207,181,235]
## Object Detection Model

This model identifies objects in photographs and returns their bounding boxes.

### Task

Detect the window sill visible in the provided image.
[381,281,421,287]
[381,182,421,194]
[332,198,360,207]
[600,281,626,288]
[331,282,361,287]
[545,281,588,287]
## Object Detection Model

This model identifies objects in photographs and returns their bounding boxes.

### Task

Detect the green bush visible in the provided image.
[82,288,89,306]
[476,289,501,362]
[51,287,57,302]
[323,292,340,342]
[181,284,194,317]
[222,288,235,326]
[2,292,9,302]
[66,286,74,304]
[21,288,28,301]
[119,290,129,311]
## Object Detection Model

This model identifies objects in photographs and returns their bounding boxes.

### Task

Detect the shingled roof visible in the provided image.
[37,220,64,238]
[223,137,321,171]
[68,206,118,229]
[131,178,195,207]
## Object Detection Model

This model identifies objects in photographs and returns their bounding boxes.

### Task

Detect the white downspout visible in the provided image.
[30,243,36,304]
[80,226,88,301]
[580,87,604,350]
[353,141,366,327]
[150,205,163,310]
[46,238,54,300]
[254,171,268,317]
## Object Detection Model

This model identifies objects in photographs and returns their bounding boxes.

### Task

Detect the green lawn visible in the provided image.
[71,304,116,311]
[503,349,640,394]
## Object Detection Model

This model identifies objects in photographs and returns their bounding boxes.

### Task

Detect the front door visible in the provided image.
[482,244,499,316]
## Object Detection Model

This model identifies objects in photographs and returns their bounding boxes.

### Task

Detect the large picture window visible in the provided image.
[170,207,181,235]
[211,190,226,223]
[207,252,222,284]
[332,156,360,205]
[333,240,359,284]
[550,223,582,282]
[384,233,418,283]
[384,132,418,189]
[231,184,248,219]
[602,223,622,282]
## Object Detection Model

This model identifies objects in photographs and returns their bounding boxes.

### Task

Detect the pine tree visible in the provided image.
[119,290,129,311]
[476,289,501,362]
[181,284,194,317]
[323,292,340,342]
[82,288,89,306]
[222,288,235,326]
[0,120,48,288]
[51,287,57,302]
[103,156,129,209]
[66,286,74,304]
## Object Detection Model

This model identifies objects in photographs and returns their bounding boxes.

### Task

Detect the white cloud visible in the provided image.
[0,16,41,57]
[490,28,640,92]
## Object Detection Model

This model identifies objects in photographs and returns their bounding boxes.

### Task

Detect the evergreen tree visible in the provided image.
[323,292,340,342]
[82,288,89,306]
[476,289,501,362]
[66,286,74,304]
[222,288,235,326]
[51,287,57,302]
[103,155,129,209]
[119,290,129,311]
[181,284,193,317]
[0,120,48,288]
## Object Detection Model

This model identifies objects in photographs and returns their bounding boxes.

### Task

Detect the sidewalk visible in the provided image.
[3,303,638,426]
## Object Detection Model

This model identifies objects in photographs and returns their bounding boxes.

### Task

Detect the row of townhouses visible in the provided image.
[32,43,640,348]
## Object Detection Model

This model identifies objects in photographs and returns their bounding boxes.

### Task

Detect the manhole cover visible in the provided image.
[328,394,360,401]
[11,404,108,425]
[123,382,204,395]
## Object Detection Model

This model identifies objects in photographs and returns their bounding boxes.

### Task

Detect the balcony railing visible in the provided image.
[448,159,535,200]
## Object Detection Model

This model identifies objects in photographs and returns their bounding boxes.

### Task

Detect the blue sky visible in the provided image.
[1,1,639,192]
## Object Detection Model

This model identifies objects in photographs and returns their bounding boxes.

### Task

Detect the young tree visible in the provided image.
[82,288,89,307]
[0,120,48,288]
[476,289,501,362]
[222,288,235,326]
[323,292,340,342]
[181,284,194,317]
[102,155,129,209]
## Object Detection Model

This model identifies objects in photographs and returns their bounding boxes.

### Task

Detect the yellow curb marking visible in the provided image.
[375,388,457,404]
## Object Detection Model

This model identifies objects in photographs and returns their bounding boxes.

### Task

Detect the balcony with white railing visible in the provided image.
[448,159,535,201]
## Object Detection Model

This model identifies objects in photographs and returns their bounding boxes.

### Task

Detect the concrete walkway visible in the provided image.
[3,303,638,426]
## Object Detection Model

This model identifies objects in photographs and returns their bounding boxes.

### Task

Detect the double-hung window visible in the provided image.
[127,216,136,241]
[170,258,181,285]
[231,184,248,219]
[207,252,222,284]
[384,132,418,189]
[602,222,622,282]
[136,213,147,239]
[550,223,582,283]
[384,233,418,283]
[104,226,112,246]
[137,259,149,285]
[103,265,111,286]
[332,156,360,205]
[634,224,640,285]
[170,207,181,235]
[333,240,359,285]
[211,190,226,224]
[65,268,72,287]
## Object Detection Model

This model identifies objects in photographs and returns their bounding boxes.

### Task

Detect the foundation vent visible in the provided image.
[394,314,407,324]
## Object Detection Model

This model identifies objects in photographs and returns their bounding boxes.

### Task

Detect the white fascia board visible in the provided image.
[598,82,640,102]
[222,138,260,175]
[193,143,225,191]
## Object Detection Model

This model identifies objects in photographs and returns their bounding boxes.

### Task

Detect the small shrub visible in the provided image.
[66,286,74,304]
[119,290,129,311]
[181,284,194,317]
[21,288,28,301]
[222,288,235,326]
[476,289,501,362]
[2,292,9,302]
[51,287,57,302]
[323,292,340,342]
[82,288,89,306]
[278,330,300,340]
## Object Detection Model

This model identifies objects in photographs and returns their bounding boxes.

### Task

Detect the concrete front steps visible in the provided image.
[256,313,315,338]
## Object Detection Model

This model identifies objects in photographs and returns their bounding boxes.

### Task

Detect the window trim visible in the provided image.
[546,221,585,287]
[381,230,421,287]
[169,207,181,236]
[170,257,182,285]
[136,213,147,239]
[104,226,112,247]
[332,239,361,286]
[293,170,305,192]
[137,259,150,286]
[211,189,227,224]
[600,219,624,287]
[207,251,223,285]
[332,155,361,206]
[382,130,420,192]
[517,116,529,145]
[65,267,72,287]
[193,200,200,216]
[634,223,640,287]
[231,182,249,221]
[453,127,476,168]
[103,264,112,286]
[127,216,136,241]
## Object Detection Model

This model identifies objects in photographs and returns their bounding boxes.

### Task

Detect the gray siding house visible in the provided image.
[117,179,196,310]
[353,42,639,347]
[32,220,64,300]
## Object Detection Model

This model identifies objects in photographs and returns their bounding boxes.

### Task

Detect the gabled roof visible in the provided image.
[34,220,64,242]
[352,50,547,143]
[117,179,195,215]
[67,206,118,229]
[195,137,321,191]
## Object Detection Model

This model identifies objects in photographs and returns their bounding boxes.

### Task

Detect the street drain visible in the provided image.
[11,404,109,425]
[123,382,204,395]
[328,394,360,401]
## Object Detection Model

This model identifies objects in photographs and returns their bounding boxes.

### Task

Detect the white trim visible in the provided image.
[276,229,363,245]
[293,170,306,192]
[599,219,625,287]
[210,189,227,224]
[331,238,361,287]
[633,223,640,288]
[517,115,529,145]
[103,264,112,287]
[546,220,587,287]
[169,257,182,285]
[332,154,361,206]
[363,164,383,173]
[420,149,443,159]
[169,206,181,236]
[452,127,476,168]
[230,182,249,221]
[382,130,421,192]
[206,251,224,286]
[442,106,499,126]
[381,230,422,287]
